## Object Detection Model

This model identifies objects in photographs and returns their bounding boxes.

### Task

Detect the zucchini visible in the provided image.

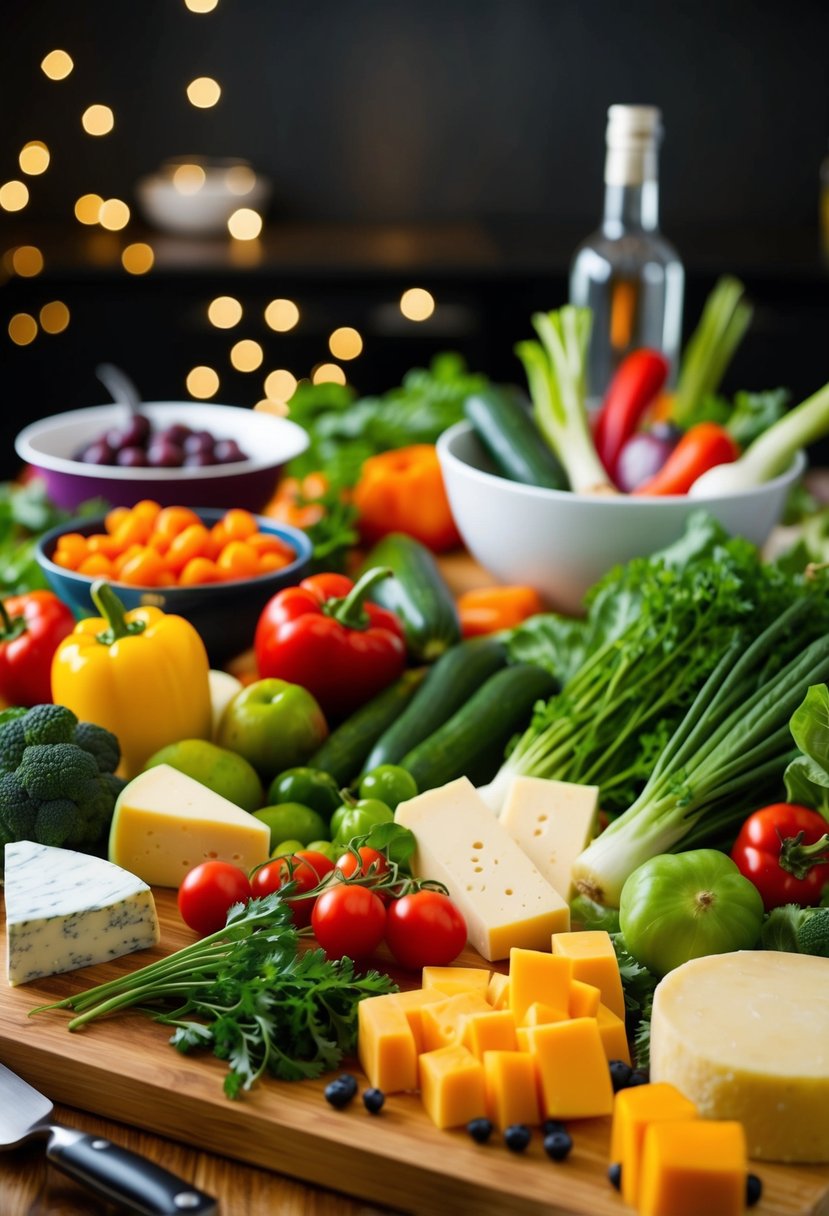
[306,668,427,786]
[464,387,567,490]
[359,533,460,662]
[400,664,557,791]
[361,637,507,774]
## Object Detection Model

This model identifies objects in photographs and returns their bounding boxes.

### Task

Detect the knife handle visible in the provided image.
[46,1125,219,1216]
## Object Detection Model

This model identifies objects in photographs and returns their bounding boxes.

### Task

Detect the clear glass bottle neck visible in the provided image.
[602,179,660,236]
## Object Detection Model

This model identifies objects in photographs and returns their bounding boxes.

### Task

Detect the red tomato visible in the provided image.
[311,883,386,959]
[250,850,335,927]
[385,890,467,969]
[335,846,390,881]
[177,861,252,936]
[730,803,829,911]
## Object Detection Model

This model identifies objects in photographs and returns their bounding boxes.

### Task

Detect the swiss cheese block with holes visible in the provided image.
[395,777,569,961]
[499,775,598,899]
[650,951,829,1162]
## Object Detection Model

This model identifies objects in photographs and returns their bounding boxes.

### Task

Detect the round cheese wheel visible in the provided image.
[650,950,829,1162]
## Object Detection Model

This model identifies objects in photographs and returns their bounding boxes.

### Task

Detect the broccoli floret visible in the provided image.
[17,743,98,802]
[99,771,127,801]
[0,771,38,843]
[797,908,829,958]
[34,798,81,847]
[72,776,118,844]
[73,721,121,774]
[22,704,78,747]
[0,719,27,772]
[762,903,829,958]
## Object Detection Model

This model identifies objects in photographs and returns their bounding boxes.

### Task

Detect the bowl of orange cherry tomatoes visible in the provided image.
[35,500,312,663]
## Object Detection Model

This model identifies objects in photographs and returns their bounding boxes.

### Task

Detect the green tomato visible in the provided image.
[266,767,341,820]
[331,797,394,846]
[217,678,328,779]
[358,765,418,811]
[271,838,306,857]
[619,849,765,977]
[252,802,329,851]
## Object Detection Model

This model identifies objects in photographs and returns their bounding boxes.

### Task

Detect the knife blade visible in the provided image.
[0,1060,218,1215]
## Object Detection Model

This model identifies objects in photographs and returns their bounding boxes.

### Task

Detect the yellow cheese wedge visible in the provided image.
[395,777,570,961]
[650,950,829,1163]
[638,1120,747,1216]
[108,764,270,888]
[499,775,598,899]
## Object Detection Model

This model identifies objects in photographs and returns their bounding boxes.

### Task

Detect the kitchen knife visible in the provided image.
[0,1061,218,1215]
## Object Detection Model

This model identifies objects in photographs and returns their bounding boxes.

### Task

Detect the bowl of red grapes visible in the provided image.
[15,401,309,511]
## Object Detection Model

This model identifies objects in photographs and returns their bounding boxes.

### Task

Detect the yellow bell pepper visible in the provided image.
[51,580,212,779]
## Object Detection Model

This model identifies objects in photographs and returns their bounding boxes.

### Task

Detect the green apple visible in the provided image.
[217,678,328,779]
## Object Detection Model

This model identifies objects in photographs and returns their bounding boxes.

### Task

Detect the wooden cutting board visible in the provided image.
[1,890,828,1216]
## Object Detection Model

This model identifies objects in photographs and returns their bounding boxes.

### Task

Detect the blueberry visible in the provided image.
[746,1173,763,1207]
[543,1129,573,1161]
[627,1069,649,1087]
[362,1087,385,1115]
[609,1060,634,1092]
[541,1118,566,1136]
[608,1162,622,1190]
[466,1117,493,1144]
[504,1124,532,1153]
[324,1073,358,1109]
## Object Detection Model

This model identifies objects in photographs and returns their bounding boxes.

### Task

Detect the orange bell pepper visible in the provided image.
[263,472,331,530]
[353,444,461,553]
[457,585,545,637]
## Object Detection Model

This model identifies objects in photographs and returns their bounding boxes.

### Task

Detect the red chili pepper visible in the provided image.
[254,567,407,720]
[632,421,740,496]
[730,803,829,911]
[0,590,76,707]
[593,350,669,482]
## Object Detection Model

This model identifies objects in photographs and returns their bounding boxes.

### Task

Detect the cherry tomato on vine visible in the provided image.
[730,803,829,911]
[311,883,386,959]
[335,846,390,881]
[250,850,336,927]
[178,861,252,936]
[385,890,467,969]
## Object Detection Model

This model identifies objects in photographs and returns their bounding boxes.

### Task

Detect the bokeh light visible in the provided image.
[39,301,70,334]
[186,366,220,399]
[74,193,103,224]
[184,0,219,12]
[400,287,435,321]
[264,298,299,331]
[19,142,50,176]
[41,50,73,80]
[11,246,44,277]
[208,296,243,328]
[121,243,155,274]
[328,326,363,360]
[263,369,298,402]
[82,105,115,136]
[225,165,257,195]
[172,163,206,194]
[8,314,38,346]
[312,363,347,386]
[186,77,221,108]
[98,198,130,231]
[230,339,264,372]
[227,208,262,240]
[0,181,29,212]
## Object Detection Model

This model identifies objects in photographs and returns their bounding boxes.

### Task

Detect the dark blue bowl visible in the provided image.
[35,509,312,665]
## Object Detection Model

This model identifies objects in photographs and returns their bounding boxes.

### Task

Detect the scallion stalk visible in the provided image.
[672,276,752,427]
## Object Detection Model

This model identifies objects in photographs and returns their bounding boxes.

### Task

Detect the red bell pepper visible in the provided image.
[254,567,407,719]
[0,590,76,707]
[632,421,740,496]
[593,350,669,483]
[730,803,829,911]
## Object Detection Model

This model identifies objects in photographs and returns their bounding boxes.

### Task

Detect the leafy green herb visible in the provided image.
[31,893,398,1098]
[0,480,106,596]
[784,684,829,820]
[611,934,658,1070]
[761,903,829,958]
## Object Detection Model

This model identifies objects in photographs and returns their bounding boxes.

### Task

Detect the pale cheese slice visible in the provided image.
[5,840,160,986]
[650,950,829,1163]
[109,763,270,888]
[395,777,569,961]
[499,775,598,899]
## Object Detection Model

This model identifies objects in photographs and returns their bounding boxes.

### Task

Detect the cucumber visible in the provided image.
[359,533,461,662]
[361,638,507,774]
[464,387,567,490]
[400,664,557,792]
[306,668,427,786]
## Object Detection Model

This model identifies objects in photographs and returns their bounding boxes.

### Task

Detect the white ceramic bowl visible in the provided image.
[437,421,807,616]
[136,161,271,236]
[15,402,308,512]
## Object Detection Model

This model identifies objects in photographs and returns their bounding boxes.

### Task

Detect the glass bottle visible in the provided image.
[569,104,684,399]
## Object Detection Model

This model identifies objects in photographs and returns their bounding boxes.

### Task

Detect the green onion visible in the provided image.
[672,276,752,428]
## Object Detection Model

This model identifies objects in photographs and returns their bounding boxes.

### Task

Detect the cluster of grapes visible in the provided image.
[76,415,249,469]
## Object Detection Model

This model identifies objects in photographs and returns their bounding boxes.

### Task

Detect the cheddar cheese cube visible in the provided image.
[509,948,572,1024]
[420,991,491,1052]
[596,1002,631,1066]
[610,1082,698,1207]
[483,1050,540,1128]
[522,1001,569,1027]
[551,929,625,1020]
[568,978,601,1018]
[419,1045,486,1129]
[638,1120,747,1216]
[388,988,447,1054]
[357,994,418,1093]
[531,1017,614,1120]
[461,1009,518,1059]
[421,965,491,997]
[486,971,510,1010]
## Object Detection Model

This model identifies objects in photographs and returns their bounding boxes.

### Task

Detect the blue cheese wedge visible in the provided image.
[4,840,160,986]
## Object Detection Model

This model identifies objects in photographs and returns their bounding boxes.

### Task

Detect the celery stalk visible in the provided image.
[672,276,752,427]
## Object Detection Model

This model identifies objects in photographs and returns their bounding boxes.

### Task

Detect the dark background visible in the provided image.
[1,0,828,474]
